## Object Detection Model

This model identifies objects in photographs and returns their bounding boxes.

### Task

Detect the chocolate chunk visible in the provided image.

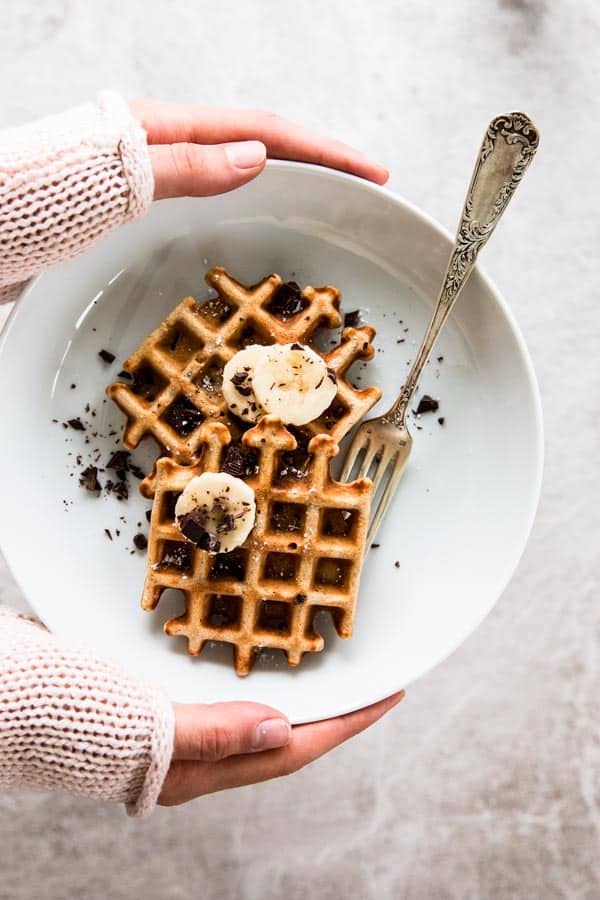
[294,593,307,605]
[216,513,235,534]
[133,533,147,551]
[200,532,221,553]
[68,417,85,431]
[106,479,129,501]
[98,349,116,364]
[235,384,252,397]
[326,367,337,383]
[178,510,221,552]
[276,427,311,481]
[221,443,259,479]
[166,396,204,435]
[438,417,445,426]
[231,371,249,386]
[371,543,380,549]
[145,510,152,522]
[414,395,439,415]
[177,509,207,543]
[290,342,303,351]
[107,450,130,480]
[128,464,145,480]
[266,282,307,319]
[343,309,362,328]
[118,370,133,380]
[80,466,101,493]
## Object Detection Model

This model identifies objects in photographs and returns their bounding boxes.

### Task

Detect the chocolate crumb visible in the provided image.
[438,417,445,426]
[326,367,337,384]
[294,593,307,605]
[437,356,444,363]
[394,560,400,568]
[104,529,112,541]
[290,342,303,351]
[145,510,152,522]
[414,395,439,415]
[79,466,101,493]
[371,543,380,549]
[118,370,133,380]
[98,349,116,364]
[133,533,147,551]
[70,383,76,390]
[343,310,362,328]
[67,417,85,431]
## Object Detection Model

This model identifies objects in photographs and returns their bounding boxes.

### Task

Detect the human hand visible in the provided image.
[130,99,389,201]
[159,691,404,806]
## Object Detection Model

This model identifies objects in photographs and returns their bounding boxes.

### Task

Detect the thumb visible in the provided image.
[172,701,292,762]
[151,140,267,200]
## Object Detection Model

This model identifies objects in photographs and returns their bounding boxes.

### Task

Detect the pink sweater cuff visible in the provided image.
[0,90,153,297]
[0,608,174,817]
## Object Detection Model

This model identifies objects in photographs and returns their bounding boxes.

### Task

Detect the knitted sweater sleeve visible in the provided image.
[0,91,153,302]
[0,607,174,817]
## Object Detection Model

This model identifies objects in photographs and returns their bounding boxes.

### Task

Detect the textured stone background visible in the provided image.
[1,1,599,897]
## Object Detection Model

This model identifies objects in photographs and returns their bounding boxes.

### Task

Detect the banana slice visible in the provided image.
[174,472,256,554]
[252,343,337,426]
[222,345,265,423]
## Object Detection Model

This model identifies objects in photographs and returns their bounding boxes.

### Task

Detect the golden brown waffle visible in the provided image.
[143,418,373,676]
[107,267,381,496]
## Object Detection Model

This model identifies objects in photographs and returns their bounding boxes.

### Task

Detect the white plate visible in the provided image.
[0,162,543,723]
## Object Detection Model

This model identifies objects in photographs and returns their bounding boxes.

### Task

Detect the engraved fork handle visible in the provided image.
[386,112,539,428]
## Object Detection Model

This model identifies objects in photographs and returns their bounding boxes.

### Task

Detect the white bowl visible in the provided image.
[0,161,543,722]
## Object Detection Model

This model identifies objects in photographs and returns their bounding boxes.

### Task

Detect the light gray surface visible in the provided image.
[1,1,599,898]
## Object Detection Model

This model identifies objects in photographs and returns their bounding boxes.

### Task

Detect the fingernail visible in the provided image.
[226,140,266,170]
[252,718,291,751]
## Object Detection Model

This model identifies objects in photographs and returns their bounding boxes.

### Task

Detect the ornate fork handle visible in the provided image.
[386,112,539,427]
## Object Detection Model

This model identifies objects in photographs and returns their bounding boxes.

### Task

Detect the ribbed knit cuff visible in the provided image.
[0,90,154,294]
[126,689,175,818]
[97,91,154,219]
[0,607,175,818]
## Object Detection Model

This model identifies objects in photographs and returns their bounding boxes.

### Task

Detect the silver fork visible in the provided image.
[340,112,539,546]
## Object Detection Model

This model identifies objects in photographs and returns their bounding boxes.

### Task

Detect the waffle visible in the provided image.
[143,418,373,676]
[107,267,381,497]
